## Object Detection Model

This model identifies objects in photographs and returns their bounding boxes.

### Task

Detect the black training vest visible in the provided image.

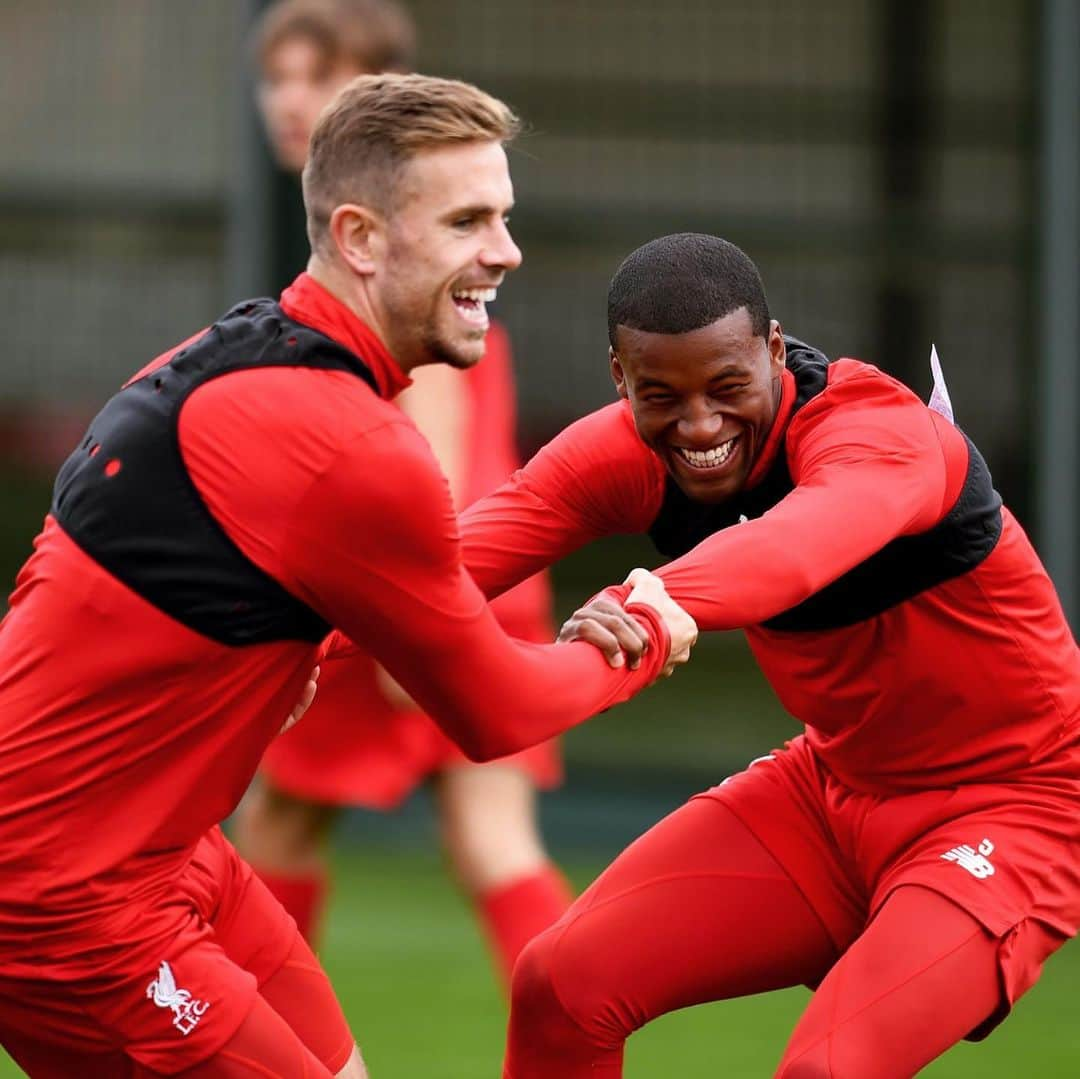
[52,298,380,646]
[646,337,1003,632]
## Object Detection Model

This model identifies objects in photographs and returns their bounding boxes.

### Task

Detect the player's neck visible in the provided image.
[305,254,394,360]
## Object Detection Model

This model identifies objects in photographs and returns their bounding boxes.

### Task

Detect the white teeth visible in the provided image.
[452,288,496,326]
[678,439,736,469]
[452,288,497,302]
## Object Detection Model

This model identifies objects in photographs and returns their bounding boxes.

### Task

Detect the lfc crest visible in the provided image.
[146,961,211,1036]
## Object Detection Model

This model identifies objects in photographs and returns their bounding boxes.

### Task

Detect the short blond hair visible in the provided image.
[252,0,415,77]
[303,73,521,254]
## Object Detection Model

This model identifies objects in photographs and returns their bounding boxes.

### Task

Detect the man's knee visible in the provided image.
[777,1041,923,1079]
[510,921,635,1051]
[774,1045,835,1079]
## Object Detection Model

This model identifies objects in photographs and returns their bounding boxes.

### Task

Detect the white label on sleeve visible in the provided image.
[927,344,954,424]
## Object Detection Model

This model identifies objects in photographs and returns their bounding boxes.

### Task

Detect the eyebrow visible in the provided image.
[704,364,748,379]
[441,201,514,221]
[636,365,747,390]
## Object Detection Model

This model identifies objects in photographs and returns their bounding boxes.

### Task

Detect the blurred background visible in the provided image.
[1,1,1077,1075]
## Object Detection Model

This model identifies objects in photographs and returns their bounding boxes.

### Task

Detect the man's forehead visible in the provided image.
[397,141,513,206]
[264,32,330,70]
[409,139,509,174]
[614,310,758,359]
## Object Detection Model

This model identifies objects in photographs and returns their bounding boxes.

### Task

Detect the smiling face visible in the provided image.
[369,139,521,370]
[612,308,786,504]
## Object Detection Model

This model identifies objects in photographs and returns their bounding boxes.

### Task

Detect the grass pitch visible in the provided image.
[0,843,1078,1076]
[321,846,1080,1078]
[0,491,1076,1075]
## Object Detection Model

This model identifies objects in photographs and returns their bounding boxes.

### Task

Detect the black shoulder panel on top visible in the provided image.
[647,336,1004,632]
[51,299,380,646]
[762,433,1002,631]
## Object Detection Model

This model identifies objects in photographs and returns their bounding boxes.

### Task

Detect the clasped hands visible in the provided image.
[558,568,697,677]
[285,569,697,733]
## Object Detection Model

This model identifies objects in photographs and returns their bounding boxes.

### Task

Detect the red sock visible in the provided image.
[254,868,328,947]
[477,864,574,988]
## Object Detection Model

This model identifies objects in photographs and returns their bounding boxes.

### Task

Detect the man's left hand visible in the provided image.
[280,666,320,734]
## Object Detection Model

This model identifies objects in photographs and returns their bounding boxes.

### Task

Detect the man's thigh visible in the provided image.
[1,993,340,1079]
[861,781,1080,1037]
[0,829,353,1077]
[200,829,356,1074]
[774,768,1080,1077]
[703,738,868,954]
[0,932,258,1076]
[514,773,855,1022]
[504,786,853,1077]
[776,886,1004,1079]
[0,1034,131,1079]
[553,792,845,1005]
[0,954,349,1079]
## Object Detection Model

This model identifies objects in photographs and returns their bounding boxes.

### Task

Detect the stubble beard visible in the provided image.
[383,279,482,371]
[420,322,485,371]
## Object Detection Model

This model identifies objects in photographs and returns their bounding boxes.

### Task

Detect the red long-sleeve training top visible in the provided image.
[459,356,1080,793]
[0,273,670,962]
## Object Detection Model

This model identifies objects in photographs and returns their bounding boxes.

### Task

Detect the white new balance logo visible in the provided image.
[146,961,211,1036]
[941,838,996,879]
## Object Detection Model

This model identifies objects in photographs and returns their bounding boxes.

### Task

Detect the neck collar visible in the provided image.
[743,367,796,489]
[280,272,411,399]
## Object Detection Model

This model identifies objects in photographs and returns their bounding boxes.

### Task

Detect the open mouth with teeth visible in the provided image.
[452,287,497,328]
[675,436,739,470]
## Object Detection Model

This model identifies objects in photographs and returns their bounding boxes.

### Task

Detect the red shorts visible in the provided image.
[708,734,1080,1033]
[0,828,352,1075]
[262,579,563,808]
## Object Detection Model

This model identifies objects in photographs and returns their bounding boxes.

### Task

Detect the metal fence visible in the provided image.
[1,0,1076,613]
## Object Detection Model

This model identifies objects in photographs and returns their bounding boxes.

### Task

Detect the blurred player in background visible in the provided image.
[232,0,574,986]
[455,234,1080,1078]
[0,75,695,1077]
[252,0,414,178]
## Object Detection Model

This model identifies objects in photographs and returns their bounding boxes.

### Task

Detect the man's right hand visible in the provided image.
[623,568,697,676]
[558,569,697,677]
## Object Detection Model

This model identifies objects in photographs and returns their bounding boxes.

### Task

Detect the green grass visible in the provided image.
[5,843,1075,1077]
[322,847,1080,1078]
[0,487,1077,1076]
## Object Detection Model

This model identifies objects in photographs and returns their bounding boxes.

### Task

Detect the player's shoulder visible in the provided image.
[822,356,922,406]
[336,385,443,475]
[198,362,405,432]
[791,356,930,434]
[289,383,453,536]
[182,364,425,492]
[788,353,951,470]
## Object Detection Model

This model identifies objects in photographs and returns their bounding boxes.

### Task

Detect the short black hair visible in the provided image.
[607,233,770,346]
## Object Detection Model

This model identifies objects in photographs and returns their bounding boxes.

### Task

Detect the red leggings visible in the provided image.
[504,798,1004,1079]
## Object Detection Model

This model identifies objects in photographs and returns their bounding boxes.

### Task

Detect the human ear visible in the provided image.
[610,348,630,400]
[767,320,786,374]
[329,203,382,277]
